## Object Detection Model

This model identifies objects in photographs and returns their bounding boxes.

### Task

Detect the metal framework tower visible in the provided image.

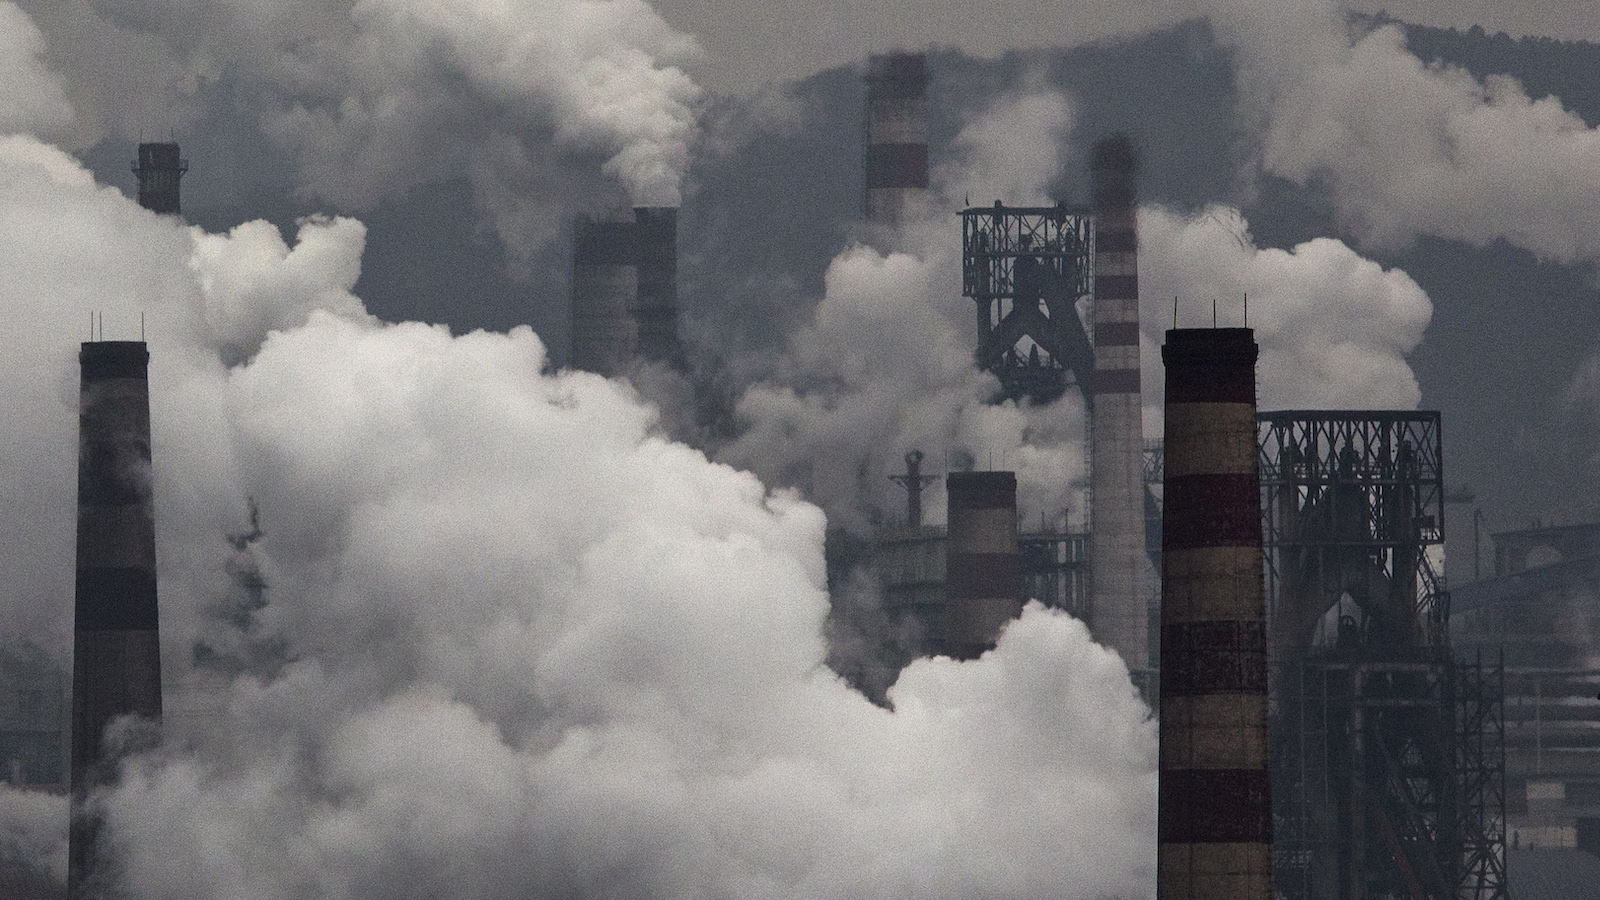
[131,143,186,215]
[960,201,1094,403]
[1259,411,1507,900]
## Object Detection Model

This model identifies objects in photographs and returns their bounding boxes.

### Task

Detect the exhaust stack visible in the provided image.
[1089,134,1149,677]
[132,143,186,215]
[864,52,928,229]
[944,471,1022,660]
[570,208,681,376]
[1158,328,1271,900]
[69,341,163,897]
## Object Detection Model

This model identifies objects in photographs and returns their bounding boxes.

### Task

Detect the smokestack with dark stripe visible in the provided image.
[633,206,682,367]
[1158,328,1271,900]
[570,217,639,377]
[70,341,163,897]
[864,52,928,229]
[1089,134,1149,676]
[132,143,186,215]
[945,471,1022,660]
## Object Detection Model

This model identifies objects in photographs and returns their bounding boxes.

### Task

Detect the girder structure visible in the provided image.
[960,202,1094,404]
[1259,411,1506,900]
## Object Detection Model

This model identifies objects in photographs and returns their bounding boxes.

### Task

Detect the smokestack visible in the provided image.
[1089,134,1149,677]
[944,471,1021,660]
[570,217,639,377]
[632,206,682,367]
[70,341,163,897]
[131,143,187,215]
[1158,328,1270,900]
[864,52,928,229]
[570,208,682,376]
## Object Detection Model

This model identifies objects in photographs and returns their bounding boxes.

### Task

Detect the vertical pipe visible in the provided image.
[131,143,186,215]
[864,52,928,229]
[70,341,163,898]
[905,451,925,528]
[570,218,639,377]
[632,206,682,367]
[1158,327,1271,900]
[945,471,1021,660]
[1090,134,1149,675]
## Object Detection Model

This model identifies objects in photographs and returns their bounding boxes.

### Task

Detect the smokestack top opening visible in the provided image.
[1160,327,1259,365]
[80,341,150,380]
[134,142,186,172]
[946,471,1017,509]
[867,52,927,92]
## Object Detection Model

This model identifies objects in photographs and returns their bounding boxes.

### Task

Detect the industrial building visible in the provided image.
[1451,520,1600,858]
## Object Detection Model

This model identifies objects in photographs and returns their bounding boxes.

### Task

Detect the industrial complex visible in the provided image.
[10,46,1595,900]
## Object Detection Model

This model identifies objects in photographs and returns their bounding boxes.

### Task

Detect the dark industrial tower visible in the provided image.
[1159,328,1272,900]
[131,143,186,215]
[944,471,1022,660]
[69,341,162,898]
[960,202,1095,403]
[570,208,681,377]
[864,52,928,229]
[1260,411,1507,900]
[1089,135,1150,679]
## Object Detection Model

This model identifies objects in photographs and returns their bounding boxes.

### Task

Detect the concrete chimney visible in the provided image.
[1089,134,1149,677]
[570,218,639,377]
[1158,328,1271,900]
[632,206,682,367]
[945,471,1022,660]
[69,341,163,897]
[864,52,928,229]
[132,143,186,215]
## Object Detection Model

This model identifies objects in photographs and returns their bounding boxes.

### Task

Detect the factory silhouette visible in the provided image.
[10,48,1599,900]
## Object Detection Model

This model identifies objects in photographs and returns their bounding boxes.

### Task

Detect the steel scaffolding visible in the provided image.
[1260,411,1507,900]
[960,202,1094,403]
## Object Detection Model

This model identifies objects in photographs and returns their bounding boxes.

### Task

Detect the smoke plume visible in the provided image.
[20,0,701,264]
[0,22,1157,897]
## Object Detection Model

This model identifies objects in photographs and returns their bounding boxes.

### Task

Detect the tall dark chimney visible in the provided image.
[132,143,187,215]
[69,341,162,898]
[944,471,1022,660]
[1158,328,1271,900]
[1088,134,1149,676]
[570,217,638,377]
[864,52,928,229]
[632,206,682,367]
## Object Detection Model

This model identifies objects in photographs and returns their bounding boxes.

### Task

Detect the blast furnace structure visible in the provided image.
[1260,411,1507,900]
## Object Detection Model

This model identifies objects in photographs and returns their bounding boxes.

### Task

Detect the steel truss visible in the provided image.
[960,202,1094,403]
[1260,411,1507,900]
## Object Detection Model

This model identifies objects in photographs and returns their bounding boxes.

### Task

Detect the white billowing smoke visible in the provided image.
[0,62,1156,900]
[940,86,1072,207]
[1204,0,1600,263]
[0,2,71,140]
[22,0,700,263]
[721,87,1089,534]
[1138,204,1433,422]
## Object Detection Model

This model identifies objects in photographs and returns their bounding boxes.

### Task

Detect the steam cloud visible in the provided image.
[0,24,1158,897]
[19,0,700,264]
